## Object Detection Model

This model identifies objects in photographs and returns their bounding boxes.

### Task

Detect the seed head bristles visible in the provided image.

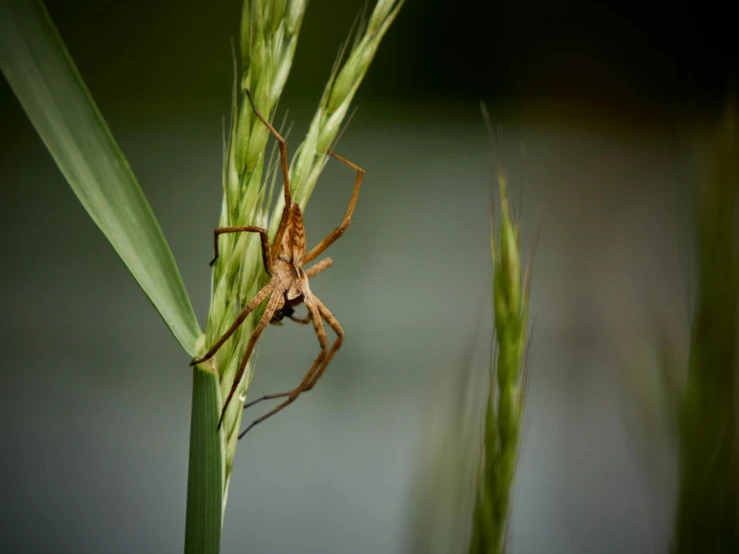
[328,105,360,161]
[268,0,405,236]
[516,316,537,469]
[516,143,526,225]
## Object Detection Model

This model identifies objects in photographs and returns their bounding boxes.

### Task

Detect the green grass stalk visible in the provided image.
[469,114,532,554]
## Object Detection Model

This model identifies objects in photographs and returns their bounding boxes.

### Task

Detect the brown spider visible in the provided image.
[190,91,364,438]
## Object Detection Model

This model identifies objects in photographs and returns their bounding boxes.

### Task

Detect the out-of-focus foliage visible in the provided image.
[673,96,739,554]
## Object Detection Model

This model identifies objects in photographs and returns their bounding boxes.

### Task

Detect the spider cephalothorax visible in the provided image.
[190,91,363,438]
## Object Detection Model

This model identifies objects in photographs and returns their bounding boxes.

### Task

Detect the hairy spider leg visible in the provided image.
[302,152,364,263]
[238,294,344,438]
[244,89,294,258]
[238,297,331,437]
[304,295,344,391]
[240,298,327,411]
[289,313,312,324]
[218,286,285,429]
[210,226,273,271]
[305,257,333,278]
[190,280,276,366]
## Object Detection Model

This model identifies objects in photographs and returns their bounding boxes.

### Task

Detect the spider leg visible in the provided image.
[289,314,312,324]
[210,225,272,273]
[218,287,285,429]
[302,152,364,263]
[190,280,275,366]
[244,89,293,256]
[303,295,344,391]
[238,298,328,438]
[241,391,290,411]
[305,257,333,278]
[287,305,312,325]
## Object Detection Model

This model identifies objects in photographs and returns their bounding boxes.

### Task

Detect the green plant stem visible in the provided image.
[185,364,224,554]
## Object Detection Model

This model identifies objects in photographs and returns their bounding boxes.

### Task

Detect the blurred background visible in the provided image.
[1,1,737,553]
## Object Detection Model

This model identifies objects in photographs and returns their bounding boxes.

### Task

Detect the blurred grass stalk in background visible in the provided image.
[672,96,739,554]
[468,114,533,554]
[189,0,404,551]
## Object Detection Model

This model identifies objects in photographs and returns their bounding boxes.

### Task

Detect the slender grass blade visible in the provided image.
[0,0,202,355]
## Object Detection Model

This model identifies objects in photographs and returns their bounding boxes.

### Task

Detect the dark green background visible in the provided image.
[1,1,735,553]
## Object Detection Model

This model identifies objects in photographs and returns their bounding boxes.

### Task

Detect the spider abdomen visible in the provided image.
[277,204,307,262]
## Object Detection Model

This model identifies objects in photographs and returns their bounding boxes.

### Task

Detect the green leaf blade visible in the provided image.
[0,0,201,355]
